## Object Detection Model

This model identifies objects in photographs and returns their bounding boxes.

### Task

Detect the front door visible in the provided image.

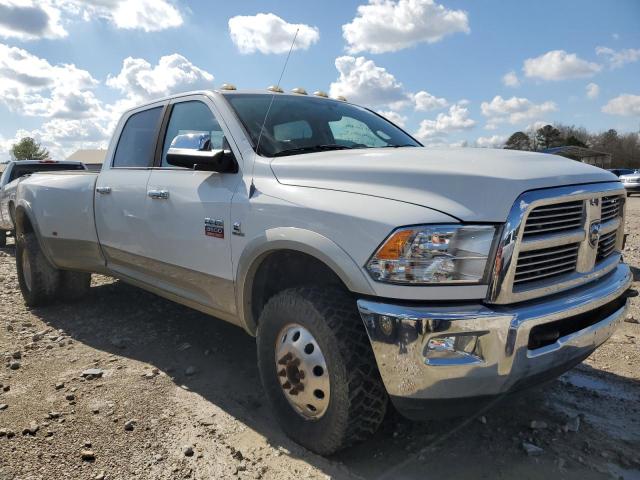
[144,97,241,315]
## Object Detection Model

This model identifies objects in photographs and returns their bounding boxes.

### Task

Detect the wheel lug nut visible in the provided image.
[278,352,293,365]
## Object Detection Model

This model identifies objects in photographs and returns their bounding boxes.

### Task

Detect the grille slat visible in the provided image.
[514,265,576,284]
[523,200,584,237]
[597,230,618,261]
[514,242,580,286]
[601,195,622,223]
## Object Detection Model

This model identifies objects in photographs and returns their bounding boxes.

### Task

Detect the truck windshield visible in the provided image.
[9,163,85,182]
[224,93,421,157]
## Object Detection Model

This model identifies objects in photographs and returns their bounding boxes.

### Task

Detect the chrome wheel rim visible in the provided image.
[275,324,330,420]
[22,250,32,292]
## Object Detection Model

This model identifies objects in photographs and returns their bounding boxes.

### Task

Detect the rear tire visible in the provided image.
[16,233,61,307]
[59,270,91,301]
[256,287,387,455]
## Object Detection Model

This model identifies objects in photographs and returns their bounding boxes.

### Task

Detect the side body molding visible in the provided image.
[235,227,376,335]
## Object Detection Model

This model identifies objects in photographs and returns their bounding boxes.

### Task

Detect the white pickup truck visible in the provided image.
[13,88,632,454]
[0,160,85,246]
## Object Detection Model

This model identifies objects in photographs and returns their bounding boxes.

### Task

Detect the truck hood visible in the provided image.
[270,147,618,222]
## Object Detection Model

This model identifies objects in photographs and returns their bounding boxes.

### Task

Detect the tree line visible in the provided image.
[504,124,640,168]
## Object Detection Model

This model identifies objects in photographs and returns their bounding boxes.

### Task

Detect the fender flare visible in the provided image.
[236,227,375,334]
[14,200,58,267]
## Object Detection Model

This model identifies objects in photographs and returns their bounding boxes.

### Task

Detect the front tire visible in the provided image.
[256,287,387,455]
[16,233,61,307]
[0,230,6,248]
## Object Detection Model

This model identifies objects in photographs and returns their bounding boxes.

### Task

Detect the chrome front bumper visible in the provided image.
[357,263,631,406]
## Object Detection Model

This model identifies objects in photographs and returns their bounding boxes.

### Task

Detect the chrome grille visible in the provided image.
[488,183,626,305]
[514,243,580,285]
[601,195,622,223]
[597,230,617,260]
[523,200,584,237]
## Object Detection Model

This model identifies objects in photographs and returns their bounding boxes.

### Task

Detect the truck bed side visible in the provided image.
[16,171,106,273]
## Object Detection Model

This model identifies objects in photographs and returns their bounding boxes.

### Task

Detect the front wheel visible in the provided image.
[256,287,388,455]
[0,230,6,248]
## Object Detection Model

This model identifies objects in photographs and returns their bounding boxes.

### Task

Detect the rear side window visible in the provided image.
[113,107,163,168]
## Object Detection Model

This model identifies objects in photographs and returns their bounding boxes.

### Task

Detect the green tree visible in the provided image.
[10,137,50,161]
[504,131,532,151]
[535,125,563,150]
[565,135,588,148]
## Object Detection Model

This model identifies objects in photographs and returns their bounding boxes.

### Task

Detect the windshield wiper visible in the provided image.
[272,144,354,157]
[381,144,418,148]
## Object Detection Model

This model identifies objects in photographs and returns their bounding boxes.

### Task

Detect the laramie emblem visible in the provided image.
[589,221,601,247]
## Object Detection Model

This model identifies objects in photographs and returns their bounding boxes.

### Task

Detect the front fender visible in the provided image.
[235,227,376,334]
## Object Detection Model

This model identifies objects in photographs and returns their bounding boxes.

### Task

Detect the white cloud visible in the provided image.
[329,56,408,107]
[0,42,101,119]
[586,82,599,100]
[342,0,469,54]
[57,0,183,32]
[481,95,557,128]
[475,134,506,148]
[228,13,319,55]
[596,46,640,69]
[523,50,601,81]
[0,0,183,39]
[0,0,66,40]
[502,70,519,87]
[0,47,218,162]
[413,90,447,111]
[414,103,475,140]
[106,54,214,102]
[602,94,640,116]
[377,110,407,127]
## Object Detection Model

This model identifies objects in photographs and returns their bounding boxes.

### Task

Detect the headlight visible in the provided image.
[366,225,498,285]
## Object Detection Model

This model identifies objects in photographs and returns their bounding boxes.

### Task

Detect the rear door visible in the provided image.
[95,104,165,281]
[143,96,242,315]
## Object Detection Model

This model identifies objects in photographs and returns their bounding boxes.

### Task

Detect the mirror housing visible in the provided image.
[166,133,237,172]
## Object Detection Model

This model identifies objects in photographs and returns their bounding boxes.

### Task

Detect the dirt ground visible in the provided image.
[1,200,639,480]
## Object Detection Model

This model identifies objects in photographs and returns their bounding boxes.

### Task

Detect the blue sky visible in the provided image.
[0,0,638,160]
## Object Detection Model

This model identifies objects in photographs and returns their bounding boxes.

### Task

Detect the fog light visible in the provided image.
[424,334,483,366]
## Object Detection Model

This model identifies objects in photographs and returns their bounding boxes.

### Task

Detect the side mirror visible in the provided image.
[166,133,237,172]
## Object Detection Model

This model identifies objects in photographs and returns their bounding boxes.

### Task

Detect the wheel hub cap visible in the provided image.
[275,324,330,420]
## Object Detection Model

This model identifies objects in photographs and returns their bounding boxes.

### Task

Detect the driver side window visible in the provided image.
[161,101,225,167]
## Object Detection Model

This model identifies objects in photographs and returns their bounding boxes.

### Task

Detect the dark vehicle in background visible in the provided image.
[608,168,635,177]
[0,160,86,246]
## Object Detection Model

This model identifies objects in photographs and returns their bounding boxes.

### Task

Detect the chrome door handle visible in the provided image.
[96,186,112,194]
[147,189,169,200]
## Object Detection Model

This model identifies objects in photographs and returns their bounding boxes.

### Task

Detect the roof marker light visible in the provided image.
[220,83,237,90]
[291,87,307,95]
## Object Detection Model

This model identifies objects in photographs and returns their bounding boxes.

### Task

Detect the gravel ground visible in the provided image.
[1,199,639,480]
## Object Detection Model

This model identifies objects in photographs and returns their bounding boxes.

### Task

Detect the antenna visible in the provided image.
[249,28,299,198]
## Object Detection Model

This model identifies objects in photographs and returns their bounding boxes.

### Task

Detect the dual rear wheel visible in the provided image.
[16,232,91,307]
